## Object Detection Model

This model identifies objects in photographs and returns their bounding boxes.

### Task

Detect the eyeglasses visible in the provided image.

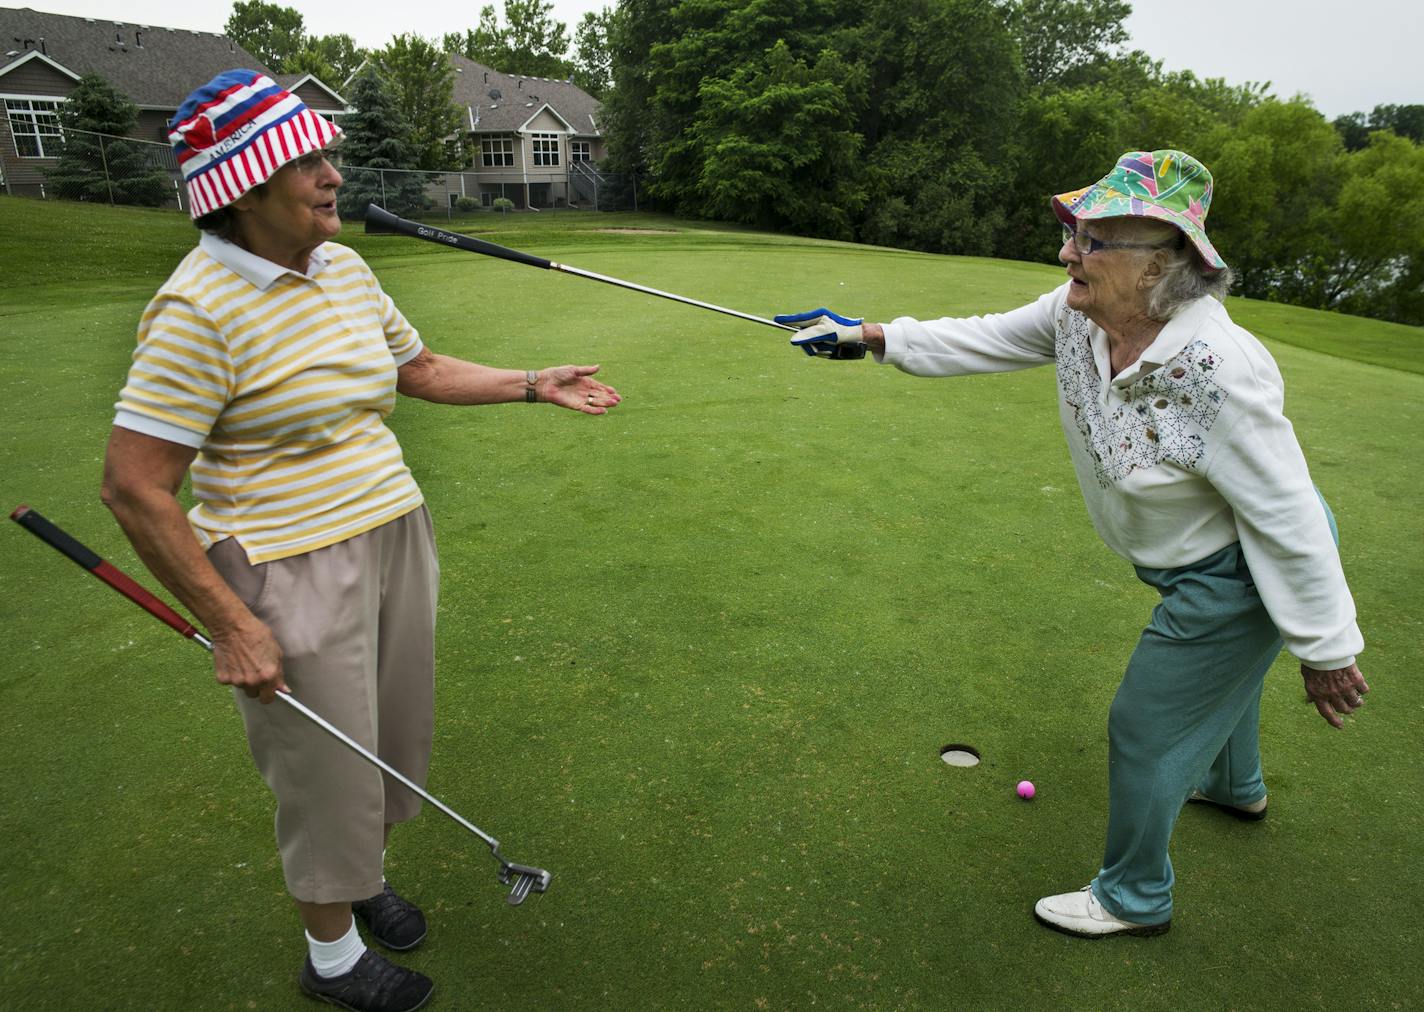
[291,149,338,175]
[1061,225,1184,255]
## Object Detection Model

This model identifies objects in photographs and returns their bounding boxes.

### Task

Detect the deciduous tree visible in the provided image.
[691,41,866,238]
[445,6,509,68]
[1327,132,1424,321]
[377,34,464,171]
[1004,0,1132,86]
[572,8,615,99]
[224,0,305,72]
[856,0,1024,255]
[288,34,366,86]
[445,0,573,78]
[504,0,572,77]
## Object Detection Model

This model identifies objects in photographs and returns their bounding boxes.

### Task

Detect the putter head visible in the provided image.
[499,862,552,906]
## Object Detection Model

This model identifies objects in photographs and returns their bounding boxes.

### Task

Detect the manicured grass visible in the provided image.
[1,195,1420,1010]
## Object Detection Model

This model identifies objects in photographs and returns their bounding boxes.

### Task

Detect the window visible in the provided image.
[481,137,513,167]
[531,132,560,167]
[6,98,64,158]
[571,141,591,163]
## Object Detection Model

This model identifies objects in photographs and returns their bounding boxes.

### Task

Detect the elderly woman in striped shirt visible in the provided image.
[101,71,619,1012]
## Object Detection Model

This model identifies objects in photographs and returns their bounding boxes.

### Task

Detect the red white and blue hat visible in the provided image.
[169,69,342,218]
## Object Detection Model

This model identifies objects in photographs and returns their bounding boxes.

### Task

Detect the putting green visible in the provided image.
[1,196,1419,1009]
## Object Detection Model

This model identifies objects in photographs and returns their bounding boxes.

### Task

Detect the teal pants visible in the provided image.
[1091,500,1338,924]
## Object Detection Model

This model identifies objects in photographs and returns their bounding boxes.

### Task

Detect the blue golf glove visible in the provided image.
[773,308,868,360]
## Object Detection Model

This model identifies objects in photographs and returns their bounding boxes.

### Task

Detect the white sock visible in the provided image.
[307,918,366,979]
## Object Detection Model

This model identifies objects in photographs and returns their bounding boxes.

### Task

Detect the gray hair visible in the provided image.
[193,181,268,241]
[1093,217,1234,320]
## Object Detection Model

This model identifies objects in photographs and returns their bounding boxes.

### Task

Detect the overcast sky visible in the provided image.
[22,0,1423,118]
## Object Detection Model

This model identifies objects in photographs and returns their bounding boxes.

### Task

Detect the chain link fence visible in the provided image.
[336,160,642,222]
[12,127,643,222]
[27,127,186,209]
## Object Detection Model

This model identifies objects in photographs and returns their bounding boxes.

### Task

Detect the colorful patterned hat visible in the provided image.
[1052,150,1226,271]
[169,69,342,219]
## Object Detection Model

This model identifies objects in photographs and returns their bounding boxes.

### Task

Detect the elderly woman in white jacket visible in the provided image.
[777,150,1368,938]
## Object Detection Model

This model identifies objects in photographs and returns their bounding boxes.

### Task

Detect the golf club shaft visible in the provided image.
[9,504,500,851]
[364,203,798,333]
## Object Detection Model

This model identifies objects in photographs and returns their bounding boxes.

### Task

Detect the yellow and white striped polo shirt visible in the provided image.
[114,233,425,563]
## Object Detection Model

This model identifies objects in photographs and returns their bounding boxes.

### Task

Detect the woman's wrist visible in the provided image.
[861,322,886,353]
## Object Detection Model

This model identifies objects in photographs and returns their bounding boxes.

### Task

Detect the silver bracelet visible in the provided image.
[524,369,538,403]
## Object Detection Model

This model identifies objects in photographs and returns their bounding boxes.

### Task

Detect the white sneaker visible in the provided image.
[1033,886,1170,938]
[1188,789,1268,821]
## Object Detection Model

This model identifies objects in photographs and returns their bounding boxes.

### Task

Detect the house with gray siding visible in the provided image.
[445,53,604,209]
[0,6,344,201]
[1,7,608,213]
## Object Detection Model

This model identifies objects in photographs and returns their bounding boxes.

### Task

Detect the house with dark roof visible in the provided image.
[1,7,608,212]
[0,6,345,199]
[445,53,604,209]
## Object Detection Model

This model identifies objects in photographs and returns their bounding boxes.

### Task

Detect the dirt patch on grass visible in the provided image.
[592,227,678,235]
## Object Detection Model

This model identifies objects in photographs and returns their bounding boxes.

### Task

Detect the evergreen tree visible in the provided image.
[44,73,172,207]
[336,66,431,218]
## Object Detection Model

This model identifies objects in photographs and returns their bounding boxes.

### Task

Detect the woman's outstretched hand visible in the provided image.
[538,365,622,414]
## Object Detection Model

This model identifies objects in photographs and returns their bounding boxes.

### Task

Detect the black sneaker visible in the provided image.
[352,883,428,951]
[299,950,434,1012]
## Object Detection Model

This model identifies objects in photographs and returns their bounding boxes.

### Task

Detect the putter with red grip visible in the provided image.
[10,504,551,906]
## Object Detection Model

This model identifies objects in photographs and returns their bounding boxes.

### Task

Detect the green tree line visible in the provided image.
[221,0,1422,324]
[601,0,1424,325]
[225,0,613,99]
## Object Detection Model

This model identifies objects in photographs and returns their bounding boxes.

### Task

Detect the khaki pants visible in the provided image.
[208,506,440,904]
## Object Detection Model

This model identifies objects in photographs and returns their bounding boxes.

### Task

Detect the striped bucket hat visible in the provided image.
[169,69,342,218]
[1051,150,1226,271]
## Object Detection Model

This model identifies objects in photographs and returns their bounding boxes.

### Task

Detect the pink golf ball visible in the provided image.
[1016,780,1036,800]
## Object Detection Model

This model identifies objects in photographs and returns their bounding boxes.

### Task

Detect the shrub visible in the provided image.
[493,197,515,212]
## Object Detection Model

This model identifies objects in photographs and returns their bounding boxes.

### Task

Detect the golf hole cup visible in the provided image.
[1016,780,1036,800]
[939,744,981,768]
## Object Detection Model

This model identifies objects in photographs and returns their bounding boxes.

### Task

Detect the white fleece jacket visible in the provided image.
[879,282,1362,670]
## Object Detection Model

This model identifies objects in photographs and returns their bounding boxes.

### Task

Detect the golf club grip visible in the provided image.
[364,204,552,271]
[10,505,201,640]
[12,504,103,569]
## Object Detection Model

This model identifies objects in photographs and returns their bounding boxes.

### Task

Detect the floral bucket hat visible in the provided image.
[1051,149,1226,271]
